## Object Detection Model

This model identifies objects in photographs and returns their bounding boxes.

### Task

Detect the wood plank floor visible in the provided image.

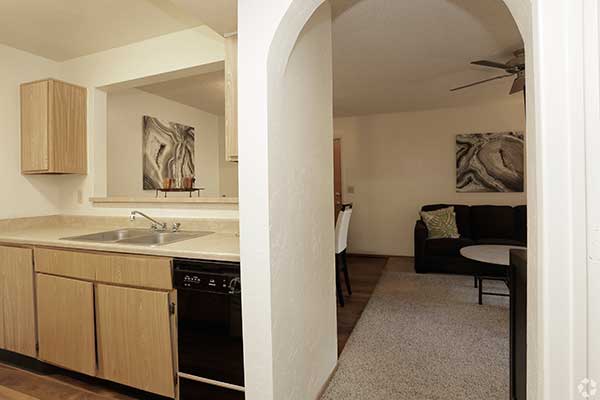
[336,255,388,354]
[0,363,136,400]
[0,255,390,399]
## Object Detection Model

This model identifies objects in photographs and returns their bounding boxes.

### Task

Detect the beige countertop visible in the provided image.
[0,215,240,262]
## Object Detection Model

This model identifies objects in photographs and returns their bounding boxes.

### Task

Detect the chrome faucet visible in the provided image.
[130,211,168,231]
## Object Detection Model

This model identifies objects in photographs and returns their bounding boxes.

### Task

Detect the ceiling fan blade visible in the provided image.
[450,74,515,92]
[510,75,526,94]
[471,60,510,70]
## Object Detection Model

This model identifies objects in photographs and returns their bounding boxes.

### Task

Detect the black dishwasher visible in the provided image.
[173,259,244,400]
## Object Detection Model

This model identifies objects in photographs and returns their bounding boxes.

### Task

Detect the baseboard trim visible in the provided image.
[315,362,339,400]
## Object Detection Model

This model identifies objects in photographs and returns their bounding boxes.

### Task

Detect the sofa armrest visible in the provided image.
[414,220,428,273]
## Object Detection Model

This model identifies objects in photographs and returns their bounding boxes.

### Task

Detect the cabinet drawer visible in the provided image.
[35,248,96,280]
[34,248,172,290]
[96,254,172,290]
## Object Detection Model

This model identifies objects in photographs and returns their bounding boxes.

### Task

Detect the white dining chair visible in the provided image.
[335,204,353,306]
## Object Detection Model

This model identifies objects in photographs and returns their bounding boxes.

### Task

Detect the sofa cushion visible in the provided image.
[420,207,460,239]
[424,237,475,257]
[470,205,515,240]
[421,204,471,238]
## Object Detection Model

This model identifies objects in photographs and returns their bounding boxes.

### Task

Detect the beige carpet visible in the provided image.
[322,258,510,400]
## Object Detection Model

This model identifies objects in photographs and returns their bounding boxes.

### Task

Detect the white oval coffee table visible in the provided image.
[460,245,527,266]
[460,244,526,304]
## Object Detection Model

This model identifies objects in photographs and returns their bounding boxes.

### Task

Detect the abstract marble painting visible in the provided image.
[142,116,195,190]
[456,132,524,192]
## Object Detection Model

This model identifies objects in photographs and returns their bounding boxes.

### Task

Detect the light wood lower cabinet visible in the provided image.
[36,274,97,376]
[3,248,177,398]
[96,284,175,398]
[0,246,36,357]
[0,280,4,351]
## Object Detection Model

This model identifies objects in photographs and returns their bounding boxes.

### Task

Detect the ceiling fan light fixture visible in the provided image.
[452,48,525,94]
[510,72,526,94]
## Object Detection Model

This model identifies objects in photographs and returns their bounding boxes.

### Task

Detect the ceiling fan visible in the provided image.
[451,48,525,94]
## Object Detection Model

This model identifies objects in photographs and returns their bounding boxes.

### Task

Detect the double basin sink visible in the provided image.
[62,229,213,247]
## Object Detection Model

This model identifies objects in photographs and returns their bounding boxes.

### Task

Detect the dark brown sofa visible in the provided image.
[414,204,527,275]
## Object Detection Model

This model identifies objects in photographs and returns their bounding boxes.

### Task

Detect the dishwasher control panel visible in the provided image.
[173,259,241,294]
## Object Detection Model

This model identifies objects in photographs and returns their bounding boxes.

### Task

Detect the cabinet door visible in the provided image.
[21,80,49,172]
[0,273,4,351]
[0,246,36,357]
[225,34,238,162]
[49,80,87,174]
[36,274,96,376]
[96,285,175,398]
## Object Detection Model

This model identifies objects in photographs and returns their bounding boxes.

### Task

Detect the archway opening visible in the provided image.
[265,0,536,398]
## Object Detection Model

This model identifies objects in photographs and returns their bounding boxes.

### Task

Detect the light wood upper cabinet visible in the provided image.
[225,34,238,162]
[0,246,36,357]
[96,284,175,398]
[36,274,97,376]
[21,79,87,174]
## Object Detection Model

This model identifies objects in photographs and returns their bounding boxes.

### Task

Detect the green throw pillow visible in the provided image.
[420,207,460,239]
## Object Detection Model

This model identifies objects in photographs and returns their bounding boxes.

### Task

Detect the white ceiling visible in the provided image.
[0,0,235,61]
[169,0,237,35]
[139,0,522,117]
[0,0,520,114]
[137,70,226,116]
[331,0,524,116]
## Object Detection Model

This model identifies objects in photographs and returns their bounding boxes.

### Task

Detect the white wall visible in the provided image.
[106,88,225,198]
[584,0,600,388]
[0,26,237,221]
[335,97,526,256]
[268,4,337,400]
[0,44,64,219]
[53,26,236,217]
[59,27,224,89]
[240,0,599,399]
[238,0,339,398]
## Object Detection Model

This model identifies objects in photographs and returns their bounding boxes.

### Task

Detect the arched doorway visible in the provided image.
[237,0,591,399]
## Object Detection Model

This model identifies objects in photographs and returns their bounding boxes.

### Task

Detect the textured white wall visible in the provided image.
[240,0,596,399]
[106,88,222,197]
[0,44,64,219]
[268,4,337,400]
[584,0,600,388]
[237,1,337,399]
[334,97,526,256]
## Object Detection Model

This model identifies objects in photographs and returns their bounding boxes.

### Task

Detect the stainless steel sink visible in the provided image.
[62,229,213,247]
[117,231,213,246]
[62,229,150,242]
